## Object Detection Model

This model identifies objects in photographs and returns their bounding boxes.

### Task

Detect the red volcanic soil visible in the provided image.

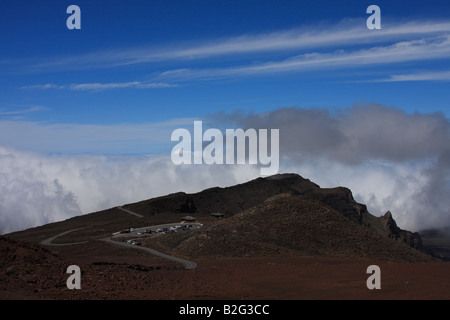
[1,236,449,300]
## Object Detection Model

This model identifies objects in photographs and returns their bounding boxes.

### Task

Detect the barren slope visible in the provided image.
[145,194,432,262]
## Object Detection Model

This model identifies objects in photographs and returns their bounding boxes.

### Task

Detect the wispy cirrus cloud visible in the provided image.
[108,20,450,65]
[20,81,177,91]
[157,36,450,81]
[12,19,450,74]
[19,83,60,90]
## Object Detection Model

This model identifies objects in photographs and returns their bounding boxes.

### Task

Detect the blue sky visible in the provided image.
[1,0,450,144]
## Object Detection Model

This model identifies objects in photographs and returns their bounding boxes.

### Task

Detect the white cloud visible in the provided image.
[209,103,450,231]
[157,36,450,81]
[377,70,450,82]
[1,104,450,234]
[9,19,450,85]
[20,19,450,72]
[282,159,439,232]
[1,143,447,235]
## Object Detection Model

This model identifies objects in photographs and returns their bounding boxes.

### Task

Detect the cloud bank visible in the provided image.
[207,103,450,231]
[1,103,449,234]
[0,147,260,234]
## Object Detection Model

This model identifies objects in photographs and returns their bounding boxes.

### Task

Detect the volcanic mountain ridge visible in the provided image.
[7,173,432,262]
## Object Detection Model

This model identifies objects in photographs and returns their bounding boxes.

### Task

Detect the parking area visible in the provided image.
[110,222,202,245]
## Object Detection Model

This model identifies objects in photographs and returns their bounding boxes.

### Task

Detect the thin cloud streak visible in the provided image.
[376,70,450,82]
[20,81,178,91]
[116,20,450,64]
[0,106,47,116]
[158,36,450,81]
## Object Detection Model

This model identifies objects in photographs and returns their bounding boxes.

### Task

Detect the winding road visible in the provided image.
[40,228,88,246]
[100,237,197,270]
[39,207,198,270]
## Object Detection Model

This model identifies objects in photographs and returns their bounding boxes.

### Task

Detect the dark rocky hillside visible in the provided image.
[145,194,432,262]
[122,173,426,253]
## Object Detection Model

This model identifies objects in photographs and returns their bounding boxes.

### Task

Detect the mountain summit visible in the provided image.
[123,173,423,251]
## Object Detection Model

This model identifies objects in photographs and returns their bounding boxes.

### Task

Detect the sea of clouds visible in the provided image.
[1,103,449,234]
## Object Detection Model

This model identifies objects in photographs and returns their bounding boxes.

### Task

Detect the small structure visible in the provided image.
[210,213,224,219]
[181,215,196,222]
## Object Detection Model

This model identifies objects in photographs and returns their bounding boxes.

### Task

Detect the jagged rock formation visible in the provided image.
[379,211,423,250]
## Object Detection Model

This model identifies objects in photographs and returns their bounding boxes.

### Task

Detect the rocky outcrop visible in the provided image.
[379,211,423,250]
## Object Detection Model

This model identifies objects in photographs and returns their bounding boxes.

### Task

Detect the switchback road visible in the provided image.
[100,237,197,270]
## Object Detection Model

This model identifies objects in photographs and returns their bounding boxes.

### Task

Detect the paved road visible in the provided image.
[107,222,201,269]
[40,204,199,270]
[40,228,88,246]
[101,237,197,270]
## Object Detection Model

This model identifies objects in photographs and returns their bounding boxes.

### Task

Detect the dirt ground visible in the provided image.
[1,234,449,300]
[40,236,449,300]
[2,250,449,300]
[137,256,450,300]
